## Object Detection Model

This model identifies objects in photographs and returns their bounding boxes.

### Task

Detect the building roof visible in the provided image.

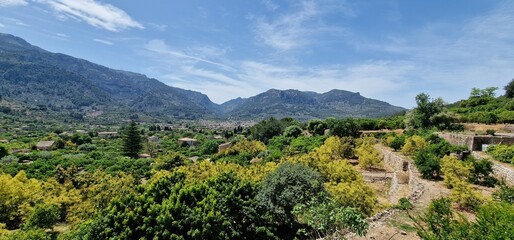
[178,137,197,142]
[36,141,55,148]
[219,142,232,147]
[98,131,118,134]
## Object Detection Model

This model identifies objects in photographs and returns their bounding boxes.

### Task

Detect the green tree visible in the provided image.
[414,150,441,179]
[257,162,325,228]
[0,145,7,159]
[153,152,187,171]
[283,125,303,138]
[292,197,368,238]
[330,118,360,138]
[406,93,444,129]
[505,79,514,98]
[250,117,283,143]
[356,138,383,170]
[307,119,327,136]
[122,121,142,158]
[24,203,60,229]
[389,135,406,151]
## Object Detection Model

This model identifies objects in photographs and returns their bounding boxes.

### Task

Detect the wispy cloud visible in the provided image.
[148,23,167,32]
[253,0,350,51]
[0,0,27,7]
[55,32,68,38]
[93,38,113,45]
[36,0,143,32]
[0,17,28,26]
[145,39,233,70]
[261,0,279,11]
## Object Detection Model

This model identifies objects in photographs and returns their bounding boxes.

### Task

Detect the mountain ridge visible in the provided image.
[0,33,405,121]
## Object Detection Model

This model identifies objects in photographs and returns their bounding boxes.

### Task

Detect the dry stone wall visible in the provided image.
[472,151,514,186]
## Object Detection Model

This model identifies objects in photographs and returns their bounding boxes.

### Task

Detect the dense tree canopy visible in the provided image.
[122,121,142,158]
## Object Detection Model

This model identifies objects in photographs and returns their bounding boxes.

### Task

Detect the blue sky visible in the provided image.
[0,0,513,108]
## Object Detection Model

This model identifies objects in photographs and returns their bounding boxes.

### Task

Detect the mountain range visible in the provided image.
[0,33,405,122]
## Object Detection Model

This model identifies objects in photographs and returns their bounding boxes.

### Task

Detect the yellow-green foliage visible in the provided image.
[67,171,135,226]
[0,171,82,229]
[311,136,346,163]
[218,140,266,156]
[0,170,138,230]
[287,136,378,215]
[401,135,428,155]
[440,155,482,209]
[0,171,46,227]
[324,182,377,216]
[449,180,483,210]
[384,136,395,147]
[441,155,472,188]
[356,137,383,169]
[319,160,361,183]
[173,160,277,183]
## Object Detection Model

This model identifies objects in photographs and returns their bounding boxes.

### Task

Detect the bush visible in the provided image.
[0,146,7,159]
[395,197,413,210]
[24,204,60,229]
[77,143,97,152]
[401,135,428,156]
[493,182,514,203]
[414,150,441,179]
[389,135,406,151]
[293,197,368,238]
[486,144,514,163]
[283,125,303,138]
[467,157,496,187]
[153,152,187,171]
[257,162,325,226]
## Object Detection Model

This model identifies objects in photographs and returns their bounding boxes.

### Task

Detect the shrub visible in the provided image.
[24,204,60,229]
[395,197,413,210]
[486,144,514,163]
[414,150,441,179]
[257,162,325,225]
[493,182,514,203]
[283,125,303,138]
[401,135,428,156]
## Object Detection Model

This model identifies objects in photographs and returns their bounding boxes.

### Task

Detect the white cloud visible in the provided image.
[148,23,167,32]
[261,0,279,11]
[253,0,350,51]
[55,32,68,38]
[0,0,27,7]
[93,38,113,45]
[37,0,143,32]
[145,39,233,70]
[0,17,27,26]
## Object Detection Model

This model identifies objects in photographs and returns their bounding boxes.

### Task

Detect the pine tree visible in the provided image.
[122,121,142,158]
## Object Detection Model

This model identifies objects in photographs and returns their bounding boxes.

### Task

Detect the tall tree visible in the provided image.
[505,79,514,98]
[122,121,142,158]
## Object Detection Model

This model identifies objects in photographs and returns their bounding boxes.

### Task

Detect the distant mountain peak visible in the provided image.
[0,33,405,121]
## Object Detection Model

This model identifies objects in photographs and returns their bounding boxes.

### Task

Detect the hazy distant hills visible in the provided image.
[221,89,405,120]
[0,33,405,121]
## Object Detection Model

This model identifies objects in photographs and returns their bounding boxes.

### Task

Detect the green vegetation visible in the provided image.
[446,81,514,124]
[121,121,143,158]
[411,197,514,239]
[0,115,393,239]
[486,144,514,164]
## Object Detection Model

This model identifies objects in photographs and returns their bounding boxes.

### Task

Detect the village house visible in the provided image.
[148,136,159,143]
[178,137,199,147]
[98,131,118,138]
[218,142,232,153]
[36,141,55,151]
